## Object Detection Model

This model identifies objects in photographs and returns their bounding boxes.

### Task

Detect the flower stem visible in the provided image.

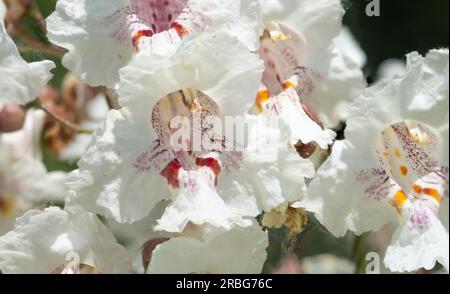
[32,100,94,135]
[352,234,367,274]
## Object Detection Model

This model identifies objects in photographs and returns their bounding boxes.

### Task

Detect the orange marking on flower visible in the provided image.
[423,188,442,204]
[383,151,389,157]
[283,80,296,90]
[389,190,408,215]
[394,149,401,157]
[132,29,154,51]
[400,166,408,176]
[255,89,270,113]
[170,22,188,38]
[412,184,422,194]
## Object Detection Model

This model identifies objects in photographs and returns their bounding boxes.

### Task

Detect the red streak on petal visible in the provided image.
[132,29,154,51]
[196,157,222,186]
[160,160,182,188]
[170,22,188,38]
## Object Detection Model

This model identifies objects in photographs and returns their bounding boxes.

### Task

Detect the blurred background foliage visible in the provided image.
[10,0,449,273]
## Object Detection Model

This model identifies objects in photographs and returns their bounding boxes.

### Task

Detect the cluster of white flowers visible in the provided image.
[0,0,448,274]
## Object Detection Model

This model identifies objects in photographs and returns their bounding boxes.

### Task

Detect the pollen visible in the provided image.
[389,190,408,215]
[399,166,408,176]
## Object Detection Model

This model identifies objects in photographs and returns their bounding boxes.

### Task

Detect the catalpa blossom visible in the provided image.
[299,50,449,272]
[1,110,67,236]
[0,1,54,108]
[257,0,366,129]
[46,0,262,88]
[66,30,316,235]
[66,31,263,227]
[0,205,131,274]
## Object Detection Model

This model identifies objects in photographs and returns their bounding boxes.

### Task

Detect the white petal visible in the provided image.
[1,125,67,204]
[385,205,449,272]
[0,205,131,274]
[334,27,366,69]
[297,141,398,237]
[119,30,264,116]
[1,5,54,106]
[259,0,365,128]
[377,59,407,81]
[263,88,336,149]
[1,109,45,159]
[260,0,343,73]
[219,115,316,215]
[155,167,251,233]
[67,109,171,223]
[148,223,268,274]
[46,0,263,88]
[60,94,110,162]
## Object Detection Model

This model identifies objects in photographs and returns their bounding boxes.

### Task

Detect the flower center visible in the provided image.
[150,89,225,189]
[259,26,304,97]
[151,88,221,168]
[375,120,448,214]
[130,0,187,34]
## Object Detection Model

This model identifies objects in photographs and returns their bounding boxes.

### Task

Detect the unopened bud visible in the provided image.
[0,103,26,133]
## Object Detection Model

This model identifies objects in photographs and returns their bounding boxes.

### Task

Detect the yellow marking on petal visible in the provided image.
[255,89,270,113]
[423,188,442,204]
[400,166,408,176]
[383,151,389,157]
[283,80,296,90]
[394,149,401,157]
[412,184,422,194]
[389,190,408,215]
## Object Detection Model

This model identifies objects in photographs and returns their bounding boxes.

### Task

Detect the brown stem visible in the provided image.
[35,101,94,135]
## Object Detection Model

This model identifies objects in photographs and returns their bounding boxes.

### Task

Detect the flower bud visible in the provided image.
[0,103,26,133]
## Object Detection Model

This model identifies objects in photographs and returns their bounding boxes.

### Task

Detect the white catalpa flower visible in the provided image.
[0,205,131,274]
[256,0,366,129]
[299,49,449,272]
[67,31,264,228]
[147,222,268,274]
[46,0,263,88]
[1,110,67,236]
[0,1,54,107]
